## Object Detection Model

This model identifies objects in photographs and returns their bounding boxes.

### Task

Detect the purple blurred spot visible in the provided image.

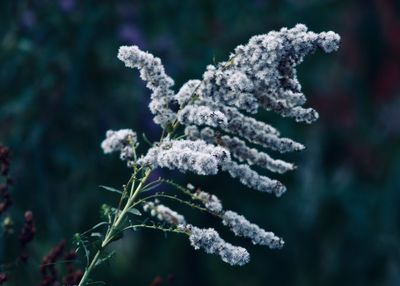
[20,10,36,29]
[118,24,145,47]
[59,0,76,12]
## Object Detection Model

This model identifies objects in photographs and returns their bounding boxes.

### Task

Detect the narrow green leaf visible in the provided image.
[142,133,153,146]
[74,233,90,267]
[141,181,162,193]
[127,208,142,216]
[99,185,123,194]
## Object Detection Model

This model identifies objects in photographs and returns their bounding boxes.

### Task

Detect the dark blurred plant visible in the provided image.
[0,144,36,283]
[0,144,81,285]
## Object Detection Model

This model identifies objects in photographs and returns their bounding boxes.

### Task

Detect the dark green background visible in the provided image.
[1,0,400,285]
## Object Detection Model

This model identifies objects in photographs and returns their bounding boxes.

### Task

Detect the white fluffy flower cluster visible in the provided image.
[118,46,176,127]
[101,129,137,162]
[142,200,250,266]
[188,186,283,249]
[117,25,339,194]
[222,211,284,249]
[113,25,339,266]
[177,105,227,128]
[143,201,186,225]
[186,126,289,196]
[138,139,230,175]
[186,225,250,266]
[193,190,223,214]
[177,24,339,195]
[197,127,295,174]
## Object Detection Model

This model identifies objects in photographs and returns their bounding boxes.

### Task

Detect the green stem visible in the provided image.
[78,169,152,286]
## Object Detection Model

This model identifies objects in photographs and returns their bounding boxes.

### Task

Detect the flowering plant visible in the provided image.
[77,24,340,285]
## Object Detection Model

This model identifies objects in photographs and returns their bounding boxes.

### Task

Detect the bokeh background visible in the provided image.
[1,0,400,285]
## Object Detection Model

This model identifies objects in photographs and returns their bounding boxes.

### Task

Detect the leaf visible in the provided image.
[141,181,162,193]
[83,221,109,235]
[127,208,142,216]
[142,133,153,146]
[99,185,123,195]
[74,233,90,267]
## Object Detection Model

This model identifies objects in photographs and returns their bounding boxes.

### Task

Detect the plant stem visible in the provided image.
[78,169,152,286]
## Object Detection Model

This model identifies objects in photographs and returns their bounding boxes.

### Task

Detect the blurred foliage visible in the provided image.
[1,0,400,285]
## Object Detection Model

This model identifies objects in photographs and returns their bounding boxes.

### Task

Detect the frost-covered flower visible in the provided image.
[175,79,201,106]
[188,187,283,250]
[118,46,175,127]
[143,201,186,225]
[108,25,340,269]
[193,190,223,214]
[222,161,286,196]
[222,211,284,249]
[117,25,339,195]
[190,126,295,174]
[101,129,137,162]
[177,105,227,127]
[185,225,250,266]
[138,139,230,175]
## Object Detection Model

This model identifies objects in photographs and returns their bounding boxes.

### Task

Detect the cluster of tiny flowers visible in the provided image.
[186,126,291,196]
[187,185,284,249]
[192,189,223,214]
[118,46,176,127]
[185,225,250,266]
[222,211,284,249]
[177,105,227,128]
[143,201,186,225]
[117,25,339,194]
[142,200,249,266]
[194,126,296,174]
[108,24,340,267]
[172,24,339,194]
[101,129,137,162]
[138,139,230,175]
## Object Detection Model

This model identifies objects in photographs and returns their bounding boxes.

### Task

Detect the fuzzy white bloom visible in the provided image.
[193,190,223,214]
[186,225,250,266]
[222,161,286,197]
[118,46,175,127]
[222,211,284,249]
[175,79,201,106]
[185,126,290,195]
[193,126,295,174]
[185,24,340,123]
[113,25,340,266]
[177,105,227,127]
[138,139,230,175]
[101,129,137,162]
[199,102,304,153]
[143,201,186,225]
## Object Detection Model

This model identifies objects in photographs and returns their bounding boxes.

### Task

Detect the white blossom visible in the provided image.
[113,25,340,267]
[175,79,201,106]
[143,201,186,225]
[138,139,230,175]
[177,105,227,127]
[118,46,176,127]
[222,161,286,197]
[193,190,223,214]
[101,129,137,162]
[193,126,296,174]
[186,183,195,190]
[186,225,250,266]
[222,211,284,249]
